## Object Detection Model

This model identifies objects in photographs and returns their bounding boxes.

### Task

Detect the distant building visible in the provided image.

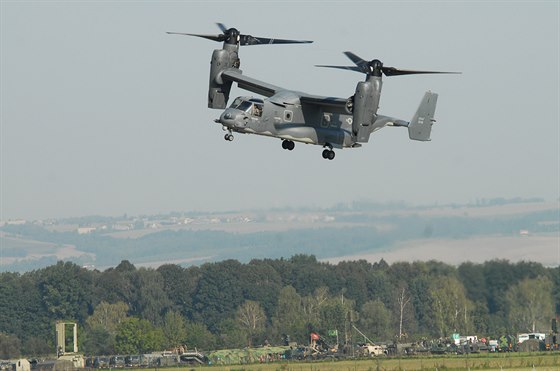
[77,227,96,235]
[181,218,194,224]
[112,223,133,231]
[6,219,26,226]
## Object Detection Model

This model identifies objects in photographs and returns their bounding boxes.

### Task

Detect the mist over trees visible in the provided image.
[0,257,558,358]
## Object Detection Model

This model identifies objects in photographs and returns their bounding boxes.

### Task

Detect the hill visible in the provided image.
[1,199,558,272]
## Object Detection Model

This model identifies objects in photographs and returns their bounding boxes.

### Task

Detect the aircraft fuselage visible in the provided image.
[217,93,386,149]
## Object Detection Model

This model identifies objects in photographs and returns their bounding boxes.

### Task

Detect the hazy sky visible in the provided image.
[1,1,559,220]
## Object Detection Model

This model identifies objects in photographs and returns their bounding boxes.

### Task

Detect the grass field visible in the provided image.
[174,352,560,371]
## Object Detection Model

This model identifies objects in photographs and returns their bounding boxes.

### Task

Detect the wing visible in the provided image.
[221,69,285,97]
[374,115,409,127]
[222,69,349,110]
[299,94,348,111]
[222,69,352,114]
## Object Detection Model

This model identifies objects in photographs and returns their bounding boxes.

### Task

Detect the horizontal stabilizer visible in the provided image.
[408,92,438,141]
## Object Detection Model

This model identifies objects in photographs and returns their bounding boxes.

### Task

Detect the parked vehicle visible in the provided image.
[109,356,126,368]
[93,357,110,369]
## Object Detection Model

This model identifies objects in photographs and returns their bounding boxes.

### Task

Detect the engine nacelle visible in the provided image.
[352,80,379,142]
[208,48,240,109]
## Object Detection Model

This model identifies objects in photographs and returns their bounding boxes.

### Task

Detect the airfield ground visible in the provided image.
[181,352,559,371]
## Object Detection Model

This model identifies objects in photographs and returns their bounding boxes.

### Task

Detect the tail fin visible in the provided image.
[408,92,438,141]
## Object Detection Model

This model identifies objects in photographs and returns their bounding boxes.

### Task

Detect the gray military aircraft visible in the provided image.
[168,23,458,160]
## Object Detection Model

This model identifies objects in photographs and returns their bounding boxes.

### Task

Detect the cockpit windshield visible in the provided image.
[230,98,252,111]
[236,101,253,112]
[229,98,265,119]
[230,97,243,109]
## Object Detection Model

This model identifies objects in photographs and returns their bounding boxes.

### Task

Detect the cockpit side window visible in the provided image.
[253,103,263,117]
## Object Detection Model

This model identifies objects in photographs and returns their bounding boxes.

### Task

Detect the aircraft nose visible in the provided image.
[218,109,235,127]
[219,109,246,128]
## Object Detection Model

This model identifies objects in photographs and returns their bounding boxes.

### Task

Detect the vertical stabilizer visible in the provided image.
[408,92,438,141]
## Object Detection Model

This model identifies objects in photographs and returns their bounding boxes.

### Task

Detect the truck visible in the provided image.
[358,343,386,356]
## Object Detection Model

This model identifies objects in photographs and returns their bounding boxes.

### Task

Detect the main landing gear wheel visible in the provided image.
[224,133,234,141]
[322,149,335,160]
[281,140,295,151]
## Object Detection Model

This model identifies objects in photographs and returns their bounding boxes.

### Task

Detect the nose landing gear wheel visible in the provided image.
[224,134,234,141]
[282,140,295,151]
[322,149,335,160]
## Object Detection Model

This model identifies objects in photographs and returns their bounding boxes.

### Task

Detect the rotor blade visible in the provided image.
[166,32,226,42]
[382,67,462,76]
[216,23,228,33]
[343,51,370,72]
[344,51,368,65]
[315,65,363,73]
[239,35,313,46]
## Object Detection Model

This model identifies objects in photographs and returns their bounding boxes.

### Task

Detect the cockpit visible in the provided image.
[230,97,264,117]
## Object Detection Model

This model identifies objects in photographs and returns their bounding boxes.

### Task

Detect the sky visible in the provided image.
[1,1,559,220]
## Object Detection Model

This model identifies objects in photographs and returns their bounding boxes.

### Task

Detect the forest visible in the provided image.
[0,256,558,359]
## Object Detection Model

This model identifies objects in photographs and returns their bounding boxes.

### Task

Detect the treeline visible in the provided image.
[0,256,558,358]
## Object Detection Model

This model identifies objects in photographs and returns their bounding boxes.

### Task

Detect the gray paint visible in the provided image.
[203,45,442,159]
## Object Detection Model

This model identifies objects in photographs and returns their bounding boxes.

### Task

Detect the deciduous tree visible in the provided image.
[192,260,244,332]
[82,326,114,355]
[396,285,411,340]
[161,310,187,349]
[272,286,305,343]
[318,297,354,345]
[115,318,164,354]
[358,299,393,341]
[236,300,266,347]
[132,268,172,326]
[0,332,21,359]
[430,277,472,337]
[86,301,129,335]
[185,321,216,350]
[506,275,554,333]
[157,264,201,320]
[36,261,95,323]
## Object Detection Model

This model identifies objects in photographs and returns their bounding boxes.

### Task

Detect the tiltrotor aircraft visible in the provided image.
[168,23,458,160]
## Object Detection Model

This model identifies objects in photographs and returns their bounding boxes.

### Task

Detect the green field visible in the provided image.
[176,352,560,371]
